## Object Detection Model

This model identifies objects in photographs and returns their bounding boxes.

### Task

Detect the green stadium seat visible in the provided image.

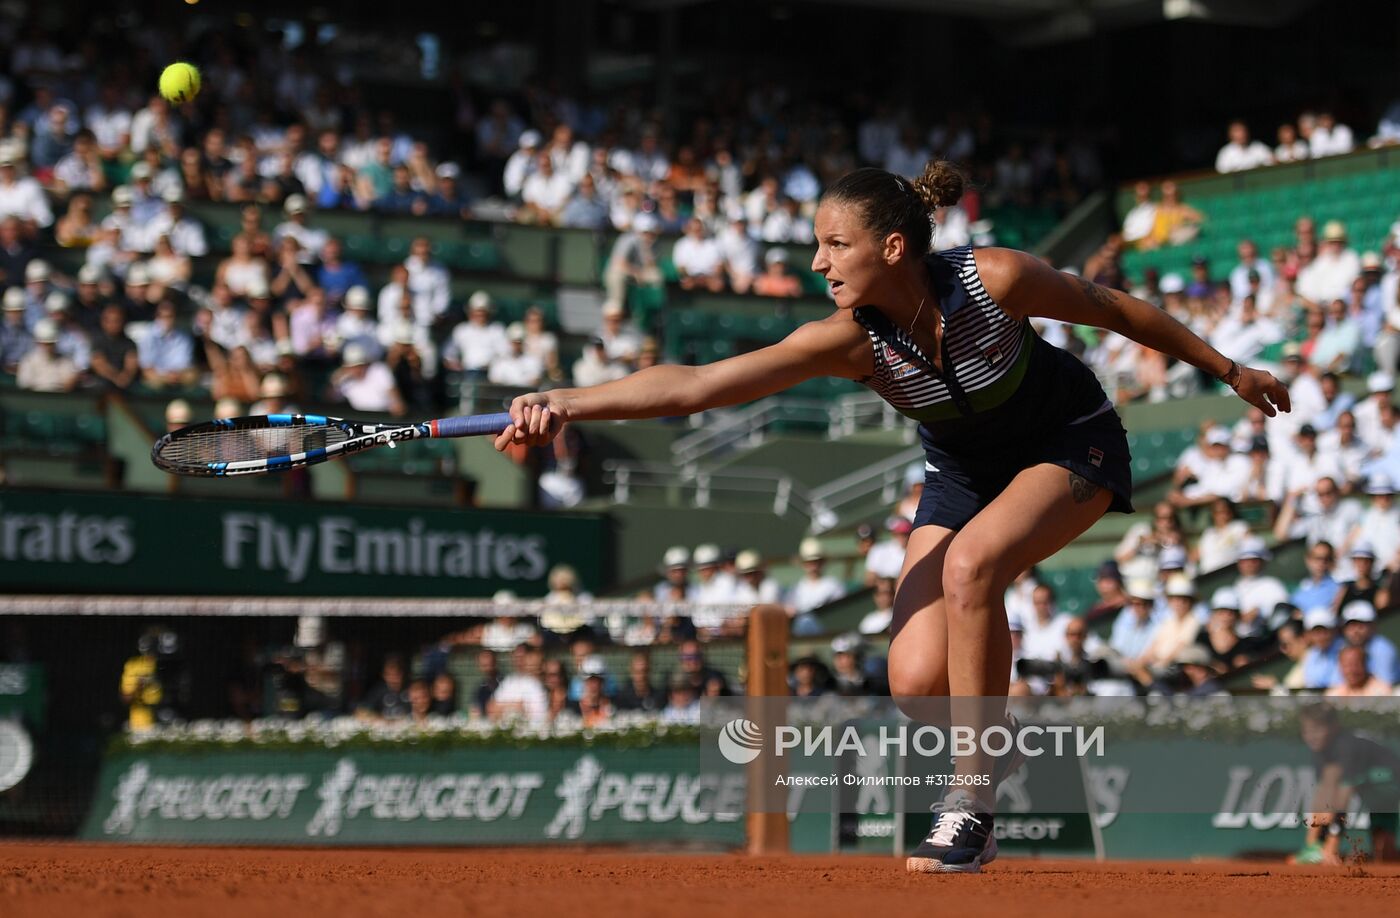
[1125,427,1195,484]
[1039,567,1098,616]
[74,414,107,445]
[798,270,829,296]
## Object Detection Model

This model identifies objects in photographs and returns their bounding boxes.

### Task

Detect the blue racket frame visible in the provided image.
[152,411,514,477]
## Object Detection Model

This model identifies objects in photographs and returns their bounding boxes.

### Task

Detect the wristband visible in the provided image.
[1219,360,1243,389]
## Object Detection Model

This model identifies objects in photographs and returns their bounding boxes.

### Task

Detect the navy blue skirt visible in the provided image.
[912,409,1134,532]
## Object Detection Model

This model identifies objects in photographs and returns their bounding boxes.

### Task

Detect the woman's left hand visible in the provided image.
[1232,365,1291,417]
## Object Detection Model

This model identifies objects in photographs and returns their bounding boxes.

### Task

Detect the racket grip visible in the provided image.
[430,412,514,438]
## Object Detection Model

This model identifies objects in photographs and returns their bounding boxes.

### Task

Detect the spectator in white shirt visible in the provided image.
[1276,476,1364,549]
[0,289,34,372]
[520,151,573,224]
[1269,424,1344,503]
[865,517,912,581]
[1016,583,1073,665]
[789,538,846,615]
[143,188,208,257]
[84,84,132,160]
[1215,120,1273,173]
[597,301,642,364]
[1197,498,1251,574]
[235,306,280,372]
[1311,297,1363,375]
[732,550,783,606]
[375,263,408,327]
[125,162,163,229]
[1231,405,1271,454]
[271,195,329,265]
[128,95,178,156]
[1309,112,1354,158]
[858,577,897,636]
[1127,575,1203,686]
[1232,538,1291,633]
[546,124,590,184]
[16,318,77,392]
[690,543,738,606]
[743,175,781,228]
[332,343,404,415]
[571,337,627,387]
[99,185,144,254]
[1270,346,1326,443]
[215,234,269,299]
[1109,580,1163,665]
[1297,220,1361,306]
[1238,266,1276,317]
[51,129,105,194]
[488,644,549,726]
[660,675,702,725]
[19,259,54,329]
[502,130,540,199]
[760,197,814,245]
[1171,426,1252,507]
[405,236,451,328]
[1228,239,1274,301]
[1319,411,1369,492]
[0,146,53,230]
[933,204,971,250]
[1274,123,1309,163]
[717,215,758,294]
[288,286,337,359]
[558,173,609,230]
[198,281,247,353]
[377,294,438,378]
[334,287,381,358]
[137,300,197,389]
[1120,181,1157,248]
[1348,475,1400,567]
[603,213,663,308]
[1211,294,1282,365]
[520,306,558,367]
[445,291,508,379]
[488,323,544,388]
[671,217,725,292]
[652,546,691,602]
[1354,372,1394,452]
[1376,98,1400,147]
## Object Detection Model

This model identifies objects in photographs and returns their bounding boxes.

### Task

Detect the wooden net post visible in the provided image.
[745,603,789,855]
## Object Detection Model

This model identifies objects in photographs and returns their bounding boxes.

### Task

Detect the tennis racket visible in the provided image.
[151,411,514,477]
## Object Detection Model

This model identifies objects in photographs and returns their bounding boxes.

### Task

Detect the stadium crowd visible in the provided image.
[3,17,1397,725]
[1213,111,1362,174]
[0,17,1116,425]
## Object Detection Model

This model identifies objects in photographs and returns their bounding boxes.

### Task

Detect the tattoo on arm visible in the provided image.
[1069,471,1102,504]
[1075,277,1119,311]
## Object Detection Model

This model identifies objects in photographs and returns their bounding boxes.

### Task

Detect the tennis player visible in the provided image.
[1293,702,1400,865]
[495,160,1290,872]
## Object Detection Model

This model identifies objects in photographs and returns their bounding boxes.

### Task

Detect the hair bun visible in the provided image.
[911,160,965,212]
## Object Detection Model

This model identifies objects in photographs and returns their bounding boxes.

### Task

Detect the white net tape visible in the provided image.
[0,595,756,620]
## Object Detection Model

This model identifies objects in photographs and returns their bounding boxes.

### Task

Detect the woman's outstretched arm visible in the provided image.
[977,247,1291,417]
[494,314,870,449]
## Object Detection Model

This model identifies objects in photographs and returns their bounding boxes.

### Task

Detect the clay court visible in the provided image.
[4,845,1400,918]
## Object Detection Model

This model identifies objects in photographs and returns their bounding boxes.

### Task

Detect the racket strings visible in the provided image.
[157,424,352,465]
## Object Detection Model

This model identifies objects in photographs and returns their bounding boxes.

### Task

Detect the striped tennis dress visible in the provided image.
[853,245,1134,530]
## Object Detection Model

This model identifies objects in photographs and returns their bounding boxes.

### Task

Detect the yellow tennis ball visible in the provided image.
[159,62,201,104]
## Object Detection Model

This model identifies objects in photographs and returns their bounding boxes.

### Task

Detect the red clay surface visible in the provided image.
[4,844,1400,918]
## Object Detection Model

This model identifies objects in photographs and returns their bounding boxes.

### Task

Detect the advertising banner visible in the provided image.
[81,746,744,846]
[0,491,609,596]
